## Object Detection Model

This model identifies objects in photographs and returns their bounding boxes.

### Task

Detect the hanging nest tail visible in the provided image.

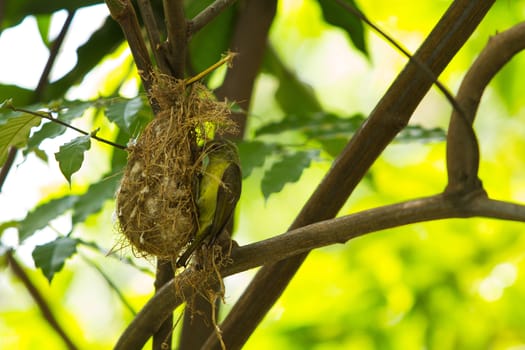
[116,73,236,260]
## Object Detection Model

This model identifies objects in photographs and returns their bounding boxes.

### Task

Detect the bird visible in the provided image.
[176,139,242,267]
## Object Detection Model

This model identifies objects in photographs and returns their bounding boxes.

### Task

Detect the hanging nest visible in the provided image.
[116,73,236,261]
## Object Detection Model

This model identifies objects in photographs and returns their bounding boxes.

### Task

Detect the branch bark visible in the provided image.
[207,1,496,349]
[136,0,172,75]
[115,187,525,349]
[446,21,525,194]
[215,0,278,138]
[162,0,186,77]
[105,0,155,99]
[187,0,238,36]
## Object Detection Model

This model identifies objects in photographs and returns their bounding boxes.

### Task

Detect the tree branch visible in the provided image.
[35,11,76,99]
[105,0,155,97]
[187,0,238,36]
[6,250,79,350]
[136,0,173,75]
[214,0,278,139]
[162,0,186,78]
[115,187,525,349]
[446,21,525,194]
[209,1,496,349]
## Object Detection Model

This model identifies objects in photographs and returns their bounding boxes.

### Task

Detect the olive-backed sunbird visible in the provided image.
[176,139,242,267]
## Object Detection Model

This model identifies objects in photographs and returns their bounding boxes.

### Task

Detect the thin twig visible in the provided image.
[35,10,76,100]
[333,0,466,116]
[188,0,238,36]
[185,51,237,85]
[136,0,173,74]
[6,104,127,150]
[6,250,79,350]
[0,147,17,191]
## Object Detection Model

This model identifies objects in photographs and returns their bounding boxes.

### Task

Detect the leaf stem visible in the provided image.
[7,104,128,150]
[185,51,237,85]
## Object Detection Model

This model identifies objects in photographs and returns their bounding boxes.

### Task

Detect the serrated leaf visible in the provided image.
[237,141,277,179]
[0,114,41,166]
[32,237,78,282]
[72,174,122,224]
[18,196,78,242]
[318,0,368,56]
[261,150,319,200]
[54,135,91,184]
[105,96,151,136]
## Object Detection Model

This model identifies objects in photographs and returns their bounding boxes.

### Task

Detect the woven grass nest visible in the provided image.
[116,73,236,261]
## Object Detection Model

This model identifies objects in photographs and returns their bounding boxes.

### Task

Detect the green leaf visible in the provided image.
[318,0,368,56]
[32,237,79,282]
[264,49,322,115]
[18,196,78,242]
[36,14,52,47]
[0,85,34,107]
[255,112,365,139]
[0,221,19,238]
[72,173,122,224]
[237,141,277,179]
[261,150,319,200]
[0,111,41,166]
[104,96,151,136]
[54,135,91,184]
[27,100,92,151]
[1,0,103,30]
[397,125,446,143]
[318,137,348,158]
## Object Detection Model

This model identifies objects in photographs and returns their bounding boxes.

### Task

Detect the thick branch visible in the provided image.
[162,0,186,78]
[215,0,278,138]
[105,0,155,95]
[6,250,79,350]
[115,188,525,349]
[187,0,238,36]
[446,22,525,193]
[210,2,496,349]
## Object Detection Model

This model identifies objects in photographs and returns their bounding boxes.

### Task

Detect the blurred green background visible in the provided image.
[1,1,525,349]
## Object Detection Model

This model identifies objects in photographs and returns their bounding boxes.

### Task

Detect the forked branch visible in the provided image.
[115,189,525,350]
[446,21,525,193]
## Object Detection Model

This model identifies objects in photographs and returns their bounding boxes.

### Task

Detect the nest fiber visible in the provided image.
[116,74,235,259]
